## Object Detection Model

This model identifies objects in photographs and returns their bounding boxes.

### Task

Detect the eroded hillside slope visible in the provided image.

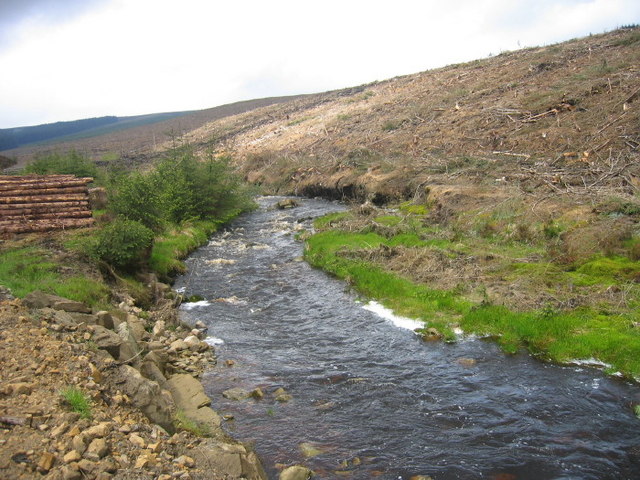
[176,28,640,207]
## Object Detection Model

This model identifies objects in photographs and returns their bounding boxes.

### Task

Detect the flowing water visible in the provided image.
[175,197,640,480]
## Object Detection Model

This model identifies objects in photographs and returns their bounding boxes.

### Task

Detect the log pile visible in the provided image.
[0,175,95,234]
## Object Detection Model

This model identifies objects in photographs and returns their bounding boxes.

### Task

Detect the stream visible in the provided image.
[175,196,640,480]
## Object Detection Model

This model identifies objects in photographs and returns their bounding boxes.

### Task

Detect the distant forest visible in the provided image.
[0,117,119,150]
[0,112,189,151]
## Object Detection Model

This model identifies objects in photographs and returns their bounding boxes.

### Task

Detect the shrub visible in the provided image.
[94,218,154,271]
[108,172,164,231]
[24,150,98,178]
[107,146,254,230]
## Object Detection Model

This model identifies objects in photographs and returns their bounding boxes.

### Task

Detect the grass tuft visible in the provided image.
[174,410,212,437]
[59,387,92,419]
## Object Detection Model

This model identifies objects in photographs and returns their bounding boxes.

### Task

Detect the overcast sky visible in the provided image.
[0,0,638,128]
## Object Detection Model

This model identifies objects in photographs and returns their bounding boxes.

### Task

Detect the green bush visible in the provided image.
[24,150,99,178]
[108,172,164,231]
[94,218,154,271]
[107,146,254,230]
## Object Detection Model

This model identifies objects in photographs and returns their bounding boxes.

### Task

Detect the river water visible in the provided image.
[175,196,640,480]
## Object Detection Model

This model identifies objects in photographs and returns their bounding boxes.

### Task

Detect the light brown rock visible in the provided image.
[129,433,146,448]
[37,452,56,473]
[63,450,82,463]
[280,465,313,480]
[85,438,109,460]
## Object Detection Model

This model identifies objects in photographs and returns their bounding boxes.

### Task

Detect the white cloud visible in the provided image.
[0,0,638,128]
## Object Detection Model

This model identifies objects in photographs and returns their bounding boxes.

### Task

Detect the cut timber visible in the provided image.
[0,218,95,234]
[0,174,94,235]
[0,206,89,216]
[0,201,89,211]
[0,186,90,196]
[0,179,92,192]
[0,211,93,221]
[0,194,88,205]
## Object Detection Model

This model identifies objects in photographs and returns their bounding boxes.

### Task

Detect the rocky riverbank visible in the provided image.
[0,281,269,480]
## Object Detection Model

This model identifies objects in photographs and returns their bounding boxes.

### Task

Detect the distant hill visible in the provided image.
[1,95,307,169]
[0,112,191,151]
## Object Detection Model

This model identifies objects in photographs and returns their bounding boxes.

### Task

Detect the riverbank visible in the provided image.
[0,285,267,479]
[304,200,640,382]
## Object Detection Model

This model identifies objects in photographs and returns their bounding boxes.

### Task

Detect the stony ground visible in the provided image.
[0,288,269,480]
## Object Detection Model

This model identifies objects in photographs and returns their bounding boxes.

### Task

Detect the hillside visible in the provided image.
[1,95,307,170]
[173,27,639,206]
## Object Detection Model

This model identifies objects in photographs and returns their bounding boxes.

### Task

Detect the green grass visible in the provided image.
[174,410,212,437]
[150,219,221,279]
[313,211,351,229]
[59,387,92,419]
[305,211,640,379]
[0,246,110,307]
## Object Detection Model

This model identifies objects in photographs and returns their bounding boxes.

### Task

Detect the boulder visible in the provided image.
[169,339,189,353]
[274,387,292,403]
[116,322,141,365]
[41,309,78,331]
[166,374,221,431]
[276,198,299,209]
[143,351,168,373]
[24,291,89,313]
[167,374,213,410]
[299,442,324,458]
[90,325,123,358]
[37,452,56,473]
[222,388,251,401]
[68,312,99,327]
[280,465,313,480]
[184,335,208,352]
[95,311,115,330]
[140,359,168,389]
[152,320,166,337]
[190,442,267,480]
[115,365,175,432]
[24,290,57,309]
[53,298,91,314]
[125,314,147,342]
[420,327,443,341]
[85,438,109,460]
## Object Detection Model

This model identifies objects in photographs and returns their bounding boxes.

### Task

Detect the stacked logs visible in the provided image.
[0,175,95,234]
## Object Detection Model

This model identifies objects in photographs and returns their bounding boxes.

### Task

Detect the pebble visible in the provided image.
[173,455,195,468]
[37,452,56,473]
[63,450,82,463]
[129,433,146,448]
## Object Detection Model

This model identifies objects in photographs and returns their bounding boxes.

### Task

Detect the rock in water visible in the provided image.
[280,465,313,480]
[276,198,299,209]
[299,442,324,458]
[222,387,251,401]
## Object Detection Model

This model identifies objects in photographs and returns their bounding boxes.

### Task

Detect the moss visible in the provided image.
[174,410,212,437]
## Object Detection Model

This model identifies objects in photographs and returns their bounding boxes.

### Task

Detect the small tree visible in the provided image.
[94,218,154,271]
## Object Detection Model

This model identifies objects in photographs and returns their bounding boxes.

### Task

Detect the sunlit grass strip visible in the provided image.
[305,229,640,379]
[0,246,110,306]
[150,210,244,280]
